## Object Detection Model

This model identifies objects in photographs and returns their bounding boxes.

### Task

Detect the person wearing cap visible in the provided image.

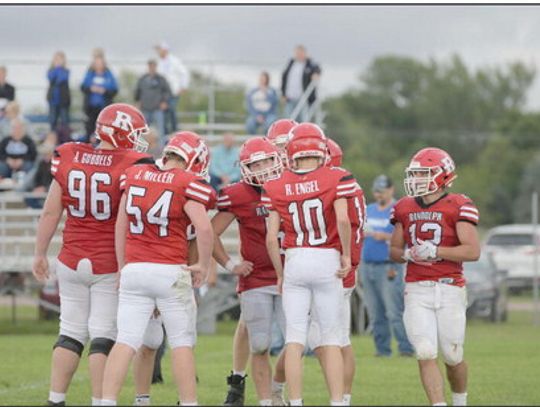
[361,175,414,357]
[134,59,171,144]
[155,42,190,134]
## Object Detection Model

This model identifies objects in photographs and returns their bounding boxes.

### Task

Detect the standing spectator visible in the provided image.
[47,51,70,130]
[281,45,321,121]
[135,59,171,144]
[245,71,278,135]
[0,66,15,119]
[209,132,241,191]
[81,55,118,142]
[360,175,414,357]
[0,120,37,180]
[156,41,190,134]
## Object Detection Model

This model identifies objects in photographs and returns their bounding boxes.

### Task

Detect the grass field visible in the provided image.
[0,305,539,406]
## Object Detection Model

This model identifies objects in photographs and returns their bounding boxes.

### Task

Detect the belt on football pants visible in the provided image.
[416,278,457,287]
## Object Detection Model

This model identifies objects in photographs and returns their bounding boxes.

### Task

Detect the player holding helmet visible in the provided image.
[214,137,287,406]
[263,123,358,406]
[32,103,153,406]
[390,147,480,406]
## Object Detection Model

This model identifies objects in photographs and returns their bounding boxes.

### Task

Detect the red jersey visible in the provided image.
[217,182,277,293]
[343,185,367,288]
[120,164,216,265]
[390,193,479,286]
[51,142,152,274]
[262,166,358,251]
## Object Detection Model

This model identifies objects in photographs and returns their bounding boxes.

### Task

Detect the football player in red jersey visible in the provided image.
[213,137,287,406]
[100,131,214,406]
[131,131,214,406]
[308,138,366,406]
[211,118,299,406]
[389,147,480,407]
[32,103,152,406]
[266,118,298,152]
[263,123,358,406]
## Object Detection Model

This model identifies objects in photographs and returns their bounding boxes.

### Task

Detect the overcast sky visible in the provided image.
[3,5,540,110]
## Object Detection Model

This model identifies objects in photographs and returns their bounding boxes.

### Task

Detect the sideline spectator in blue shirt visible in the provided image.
[245,71,278,135]
[360,175,414,357]
[47,51,70,130]
[81,55,118,142]
[209,133,241,191]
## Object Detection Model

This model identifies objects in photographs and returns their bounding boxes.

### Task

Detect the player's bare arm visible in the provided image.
[436,221,480,262]
[211,211,253,276]
[114,193,128,271]
[334,197,352,278]
[265,210,283,286]
[390,222,407,263]
[185,200,214,288]
[33,179,64,282]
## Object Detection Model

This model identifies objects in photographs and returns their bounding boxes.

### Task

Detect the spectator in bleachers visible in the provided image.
[81,54,118,142]
[24,140,55,208]
[281,45,321,121]
[0,120,37,180]
[47,51,71,130]
[0,66,15,120]
[0,101,29,140]
[209,132,241,191]
[135,59,171,144]
[156,41,190,134]
[245,71,278,135]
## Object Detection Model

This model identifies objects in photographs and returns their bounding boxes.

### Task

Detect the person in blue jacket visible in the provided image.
[245,72,278,135]
[47,51,70,130]
[81,55,118,142]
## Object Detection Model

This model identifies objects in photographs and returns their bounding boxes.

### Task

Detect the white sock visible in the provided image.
[432,403,447,406]
[343,394,352,405]
[272,380,285,393]
[180,402,198,406]
[259,399,272,406]
[48,392,66,404]
[135,394,151,406]
[233,370,246,377]
[289,399,303,406]
[452,392,467,406]
[100,399,117,406]
[91,397,101,406]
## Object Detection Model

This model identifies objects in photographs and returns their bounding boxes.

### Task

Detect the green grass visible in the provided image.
[0,308,539,405]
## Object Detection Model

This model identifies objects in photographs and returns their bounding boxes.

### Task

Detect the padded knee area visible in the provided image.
[89,337,115,356]
[413,338,438,361]
[250,334,271,355]
[441,342,464,366]
[142,324,164,350]
[53,335,84,357]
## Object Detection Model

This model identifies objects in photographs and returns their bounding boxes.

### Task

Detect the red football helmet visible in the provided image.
[286,123,328,167]
[404,147,457,197]
[163,131,210,177]
[326,138,343,167]
[239,137,283,186]
[95,103,149,152]
[266,119,298,149]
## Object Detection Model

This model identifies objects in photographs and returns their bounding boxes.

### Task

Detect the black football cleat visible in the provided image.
[223,371,246,406]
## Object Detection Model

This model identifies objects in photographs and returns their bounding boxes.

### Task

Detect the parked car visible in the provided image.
[464,253,508,322]
[483,224,540,292]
